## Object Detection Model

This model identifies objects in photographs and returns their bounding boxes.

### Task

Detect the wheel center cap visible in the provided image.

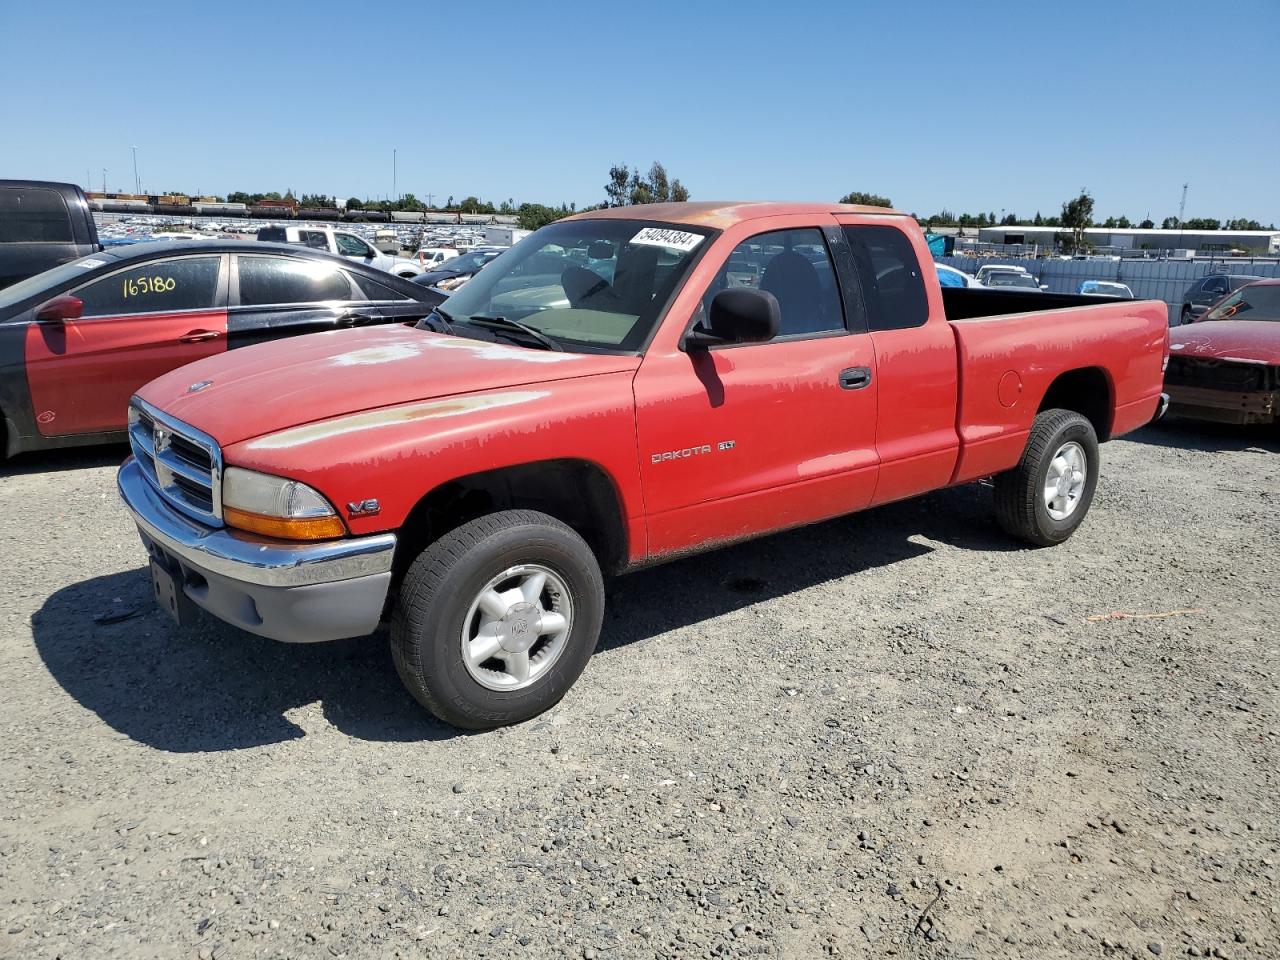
[499,601,540,653]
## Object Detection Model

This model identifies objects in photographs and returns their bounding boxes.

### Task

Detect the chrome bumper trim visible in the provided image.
[118,457,395,588]
[1155,392,1170,421]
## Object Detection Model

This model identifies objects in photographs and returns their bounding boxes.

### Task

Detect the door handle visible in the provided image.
[838,366,872,390]
[179,329,221,343]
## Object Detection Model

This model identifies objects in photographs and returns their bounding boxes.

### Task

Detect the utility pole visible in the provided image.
[393,148,397,203]
[131,146,140,195]
[426,192,435,210]
[1177,183,1188,251]
[102,168,107,193]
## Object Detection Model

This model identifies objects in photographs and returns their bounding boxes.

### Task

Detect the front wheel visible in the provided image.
[994,409,1099,547]
[390,510,604,730]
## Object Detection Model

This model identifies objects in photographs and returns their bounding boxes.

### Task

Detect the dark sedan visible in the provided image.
[0,241,438,457]
[1178,273,1264,325]
[411,248,504,294]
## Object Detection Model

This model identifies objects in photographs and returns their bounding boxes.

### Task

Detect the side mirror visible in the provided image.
[684,288,780,349]
[35,294,83,324]
[587,240,615,260]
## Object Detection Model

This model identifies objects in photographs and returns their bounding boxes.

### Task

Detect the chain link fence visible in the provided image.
[936,255,1280,324]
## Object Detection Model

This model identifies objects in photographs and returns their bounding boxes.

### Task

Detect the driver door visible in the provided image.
[23,254,228,437]
[632,219,880,557]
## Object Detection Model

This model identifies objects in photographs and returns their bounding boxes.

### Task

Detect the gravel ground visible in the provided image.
[1,420,1277,960]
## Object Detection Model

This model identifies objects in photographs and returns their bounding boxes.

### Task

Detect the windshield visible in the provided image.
[987,273,1039,288]
[1203,284,1280,322]
[438,218,714,351]
[0,252,113,311]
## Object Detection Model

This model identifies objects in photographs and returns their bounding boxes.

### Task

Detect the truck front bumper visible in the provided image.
[118,457,396,643]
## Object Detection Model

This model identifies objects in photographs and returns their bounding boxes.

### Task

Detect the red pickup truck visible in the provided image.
[118,202,1169,729]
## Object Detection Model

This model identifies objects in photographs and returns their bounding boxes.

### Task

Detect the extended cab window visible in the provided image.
[298,230,330,250]
[74,257,221,317]
[0,187,73,243]
[703,228,845,338]
[842,225,928,331]
[238,256,352,305]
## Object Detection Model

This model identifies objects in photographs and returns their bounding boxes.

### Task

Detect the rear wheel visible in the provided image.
[390,510,604,730]
[994,409,1099,547]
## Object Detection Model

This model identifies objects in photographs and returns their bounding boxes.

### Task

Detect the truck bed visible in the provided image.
[942,291,1169,484]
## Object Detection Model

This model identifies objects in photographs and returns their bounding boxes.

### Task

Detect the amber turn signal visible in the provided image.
[223,506,347,541]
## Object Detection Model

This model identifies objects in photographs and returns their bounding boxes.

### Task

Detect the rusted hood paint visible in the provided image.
[136,325,639,446]
[1168,321,1280,364]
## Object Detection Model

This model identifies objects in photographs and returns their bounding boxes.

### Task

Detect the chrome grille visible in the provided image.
[128,398,223,526]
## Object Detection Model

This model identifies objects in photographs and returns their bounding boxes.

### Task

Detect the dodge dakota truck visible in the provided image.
[117,201,1170,730]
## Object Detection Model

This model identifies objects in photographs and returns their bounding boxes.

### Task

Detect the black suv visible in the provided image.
[1179,273,1264,324]
[0,181,102,290]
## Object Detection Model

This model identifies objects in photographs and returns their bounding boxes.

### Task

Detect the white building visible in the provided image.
[976,225,1280,255]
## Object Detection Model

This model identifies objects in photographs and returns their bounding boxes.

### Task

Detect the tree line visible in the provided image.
[201,180,1276,240]
[210,161,693,231]
[839,189,1272,234]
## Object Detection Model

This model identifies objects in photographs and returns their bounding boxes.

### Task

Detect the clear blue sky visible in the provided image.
[2,0,1277,224]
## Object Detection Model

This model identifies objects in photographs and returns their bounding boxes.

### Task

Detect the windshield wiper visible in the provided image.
[463,314,563,352]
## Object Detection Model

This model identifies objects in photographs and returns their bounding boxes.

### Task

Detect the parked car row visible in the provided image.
[254,224,424,278]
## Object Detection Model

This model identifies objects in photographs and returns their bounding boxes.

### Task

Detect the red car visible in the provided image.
[1165,278,1280,425]
[0,240,438,458]
[118,201,1169,729]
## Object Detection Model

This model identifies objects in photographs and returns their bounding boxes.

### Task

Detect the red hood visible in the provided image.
[136,325,639,446]
[1168,320,1280,365]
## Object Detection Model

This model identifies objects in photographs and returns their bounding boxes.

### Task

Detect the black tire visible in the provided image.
[994,408,1099,547]
[390,510,604,730]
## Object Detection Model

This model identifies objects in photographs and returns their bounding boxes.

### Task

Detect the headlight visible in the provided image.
[221,467,346,541]
[435,273,472,291]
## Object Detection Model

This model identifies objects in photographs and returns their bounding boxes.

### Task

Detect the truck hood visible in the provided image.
[1168,320,1280,364]
[136,325,639,446]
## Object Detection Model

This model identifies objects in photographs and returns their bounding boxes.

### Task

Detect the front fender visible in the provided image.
[220,371,645,540]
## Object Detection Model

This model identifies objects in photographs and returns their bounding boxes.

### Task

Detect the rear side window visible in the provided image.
[238,255,352,305]
[0,187,73,243]
[298,230,330,250]
[74,257,222,317]
[256,226,286,243]
[356,275,411,301]
[842,225,928,331]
